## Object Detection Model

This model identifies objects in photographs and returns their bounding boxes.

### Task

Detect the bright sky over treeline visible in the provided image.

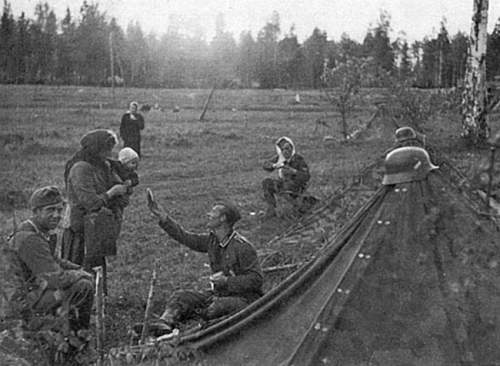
[10,0,500,43]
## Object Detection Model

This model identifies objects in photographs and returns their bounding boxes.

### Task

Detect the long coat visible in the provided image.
[119,112,145,156]
[63,160,126,267]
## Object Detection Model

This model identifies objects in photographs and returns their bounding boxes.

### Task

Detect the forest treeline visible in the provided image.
[1,1,500,89]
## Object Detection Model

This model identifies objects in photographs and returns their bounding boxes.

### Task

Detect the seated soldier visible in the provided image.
[262,136,311,217]
[142,193,264,335]
[8,186,94,330]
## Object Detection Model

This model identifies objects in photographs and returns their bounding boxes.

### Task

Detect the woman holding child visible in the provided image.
[62,129,131,271]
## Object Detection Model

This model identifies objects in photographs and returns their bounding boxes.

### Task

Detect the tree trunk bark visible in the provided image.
[461,0,489,144]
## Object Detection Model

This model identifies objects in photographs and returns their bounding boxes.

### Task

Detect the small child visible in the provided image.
[112,147,140,191]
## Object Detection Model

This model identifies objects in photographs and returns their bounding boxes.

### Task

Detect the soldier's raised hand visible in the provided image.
[147,188,166,220]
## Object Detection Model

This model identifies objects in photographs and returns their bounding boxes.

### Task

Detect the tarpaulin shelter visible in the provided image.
[131,146,500,366]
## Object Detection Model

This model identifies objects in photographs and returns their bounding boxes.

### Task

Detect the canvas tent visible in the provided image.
[108,146,500,365]
[117,147,500,366]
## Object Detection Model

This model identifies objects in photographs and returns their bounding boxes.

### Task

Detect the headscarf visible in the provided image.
[275,136,296,178]
[128,101,139,120]
[64,129,117,185]
[118,147,139,164]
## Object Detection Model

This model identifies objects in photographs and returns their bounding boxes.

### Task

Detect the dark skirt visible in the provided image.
[61,228,105,269]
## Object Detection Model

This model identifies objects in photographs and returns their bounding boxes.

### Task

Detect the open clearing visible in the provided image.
[1,84,499,349]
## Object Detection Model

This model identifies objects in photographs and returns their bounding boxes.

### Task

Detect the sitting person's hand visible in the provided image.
[263,161,275,170]
[210,271,228,291]
[107,184,128,197]
[281,165,297,176]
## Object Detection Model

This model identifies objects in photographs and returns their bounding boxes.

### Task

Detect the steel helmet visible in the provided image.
[382,146,438,185]
[394,126,417,143]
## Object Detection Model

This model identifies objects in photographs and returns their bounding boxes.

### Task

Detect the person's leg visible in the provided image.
[281,180,304,197]
[206,296,249,320]
[262,178,281,216]
[64,278,94,330]
[160,289,212,326]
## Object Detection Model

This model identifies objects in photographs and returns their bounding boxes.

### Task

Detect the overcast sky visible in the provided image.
[10,0,500,43]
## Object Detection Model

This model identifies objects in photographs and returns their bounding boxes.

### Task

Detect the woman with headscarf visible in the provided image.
[120,101,145,156]
[261,136,311,217]
[62,129,128,270]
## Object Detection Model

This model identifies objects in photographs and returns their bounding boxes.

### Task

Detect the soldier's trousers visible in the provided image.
[160,289,249,324]
[34,277,94,330]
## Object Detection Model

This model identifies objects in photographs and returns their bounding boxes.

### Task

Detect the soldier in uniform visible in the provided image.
[7,186,94,330]
[145,194,264,334]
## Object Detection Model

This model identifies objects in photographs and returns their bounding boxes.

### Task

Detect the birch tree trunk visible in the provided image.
[462,0,489,144]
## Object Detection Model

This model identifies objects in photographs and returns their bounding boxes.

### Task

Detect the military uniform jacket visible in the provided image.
[159,216,264,301]
[8,220,83,306]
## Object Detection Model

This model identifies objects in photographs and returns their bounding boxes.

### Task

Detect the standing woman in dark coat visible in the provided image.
[120,101,145,156]
[62,129,128,270]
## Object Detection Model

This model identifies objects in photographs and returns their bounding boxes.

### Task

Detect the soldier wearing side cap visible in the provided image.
[5,186,94,330]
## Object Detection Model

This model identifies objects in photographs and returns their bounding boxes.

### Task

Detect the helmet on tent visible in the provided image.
[394,126,417,143]
[382,146,438,185]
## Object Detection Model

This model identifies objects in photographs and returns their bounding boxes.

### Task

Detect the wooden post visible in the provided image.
[140,262,158,344]
[102,258,107,297]
[199,85,216,121]
[109,32,115,105]
[461,0,489,144]
[95,267,105,366]
[485,146,497,208]
[12,208,17,234]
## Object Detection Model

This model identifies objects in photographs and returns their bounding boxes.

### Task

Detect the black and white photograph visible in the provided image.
[1,0,500,364]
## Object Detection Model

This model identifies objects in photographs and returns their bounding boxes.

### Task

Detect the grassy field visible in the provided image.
[1,84,498,350]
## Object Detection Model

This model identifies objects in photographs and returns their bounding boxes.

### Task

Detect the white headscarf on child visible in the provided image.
[118,147,139,164]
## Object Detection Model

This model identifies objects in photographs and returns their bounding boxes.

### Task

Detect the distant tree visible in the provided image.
[322,56,376,139]
[181,29,211,88]
[411,41,423,86]
[12,11,30,83]
[75,1,109,85]
[449,32,468,86]
[420,37,438,88]
[486,18,500,80]
[108,17,127,86]
[392,35,412,81]
[210,13,237,86]
[436,19,452,87]
[158,24,185,88]
[276,27,303,88]
[363,10,394,75]
[256,11,280,88]
[237,31,257,87]
[55,8,77,83]
[303,27,328,88]
[338,33,363,61]
[462,0,489,144]
[399,41,412,80]
[0,0,15,82]
[124,21,148,86]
